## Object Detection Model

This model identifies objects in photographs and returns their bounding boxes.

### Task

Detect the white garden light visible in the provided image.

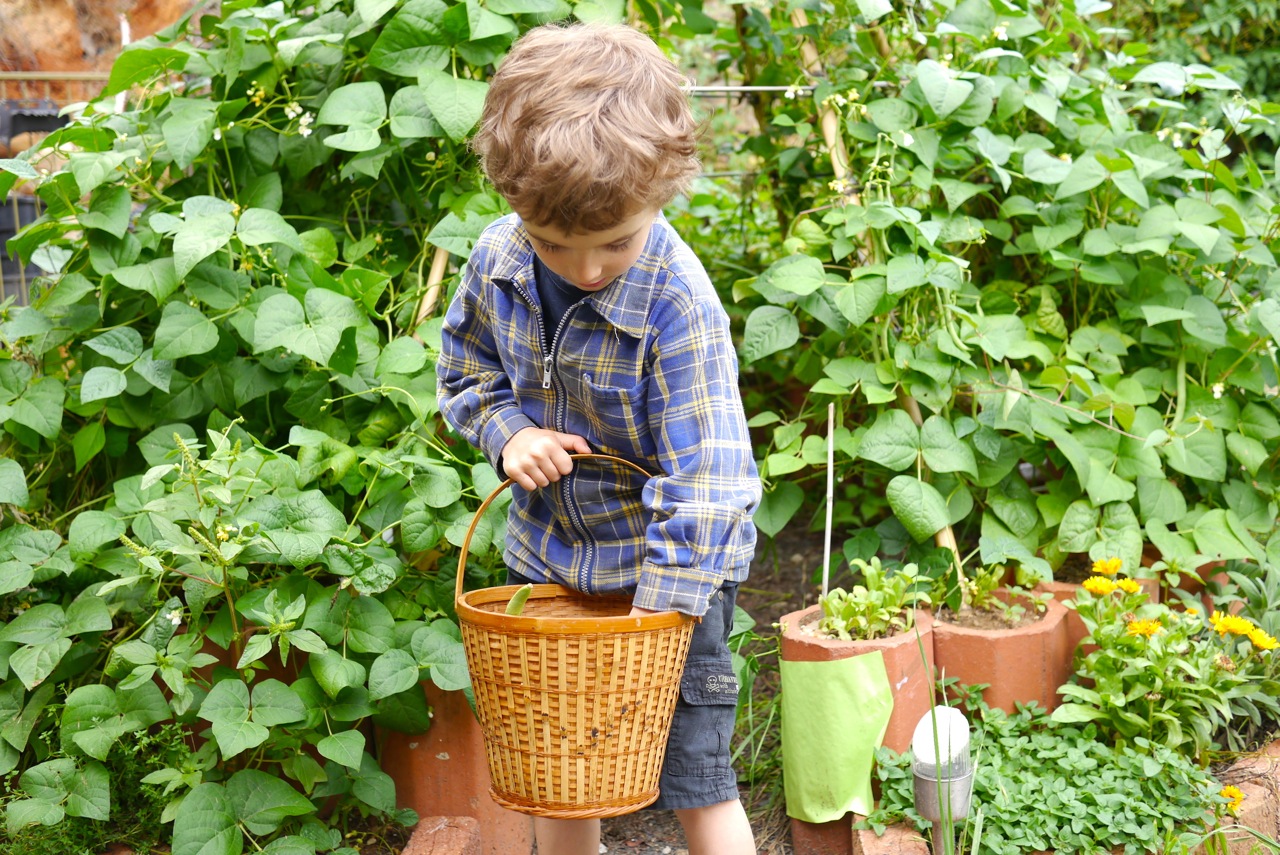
[911,706,975,853]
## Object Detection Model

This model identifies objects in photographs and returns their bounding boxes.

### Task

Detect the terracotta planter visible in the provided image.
[779,606,935,754]
[778,607,935,855]
[931,594,1072,714]
[378,682,533,855]
[1034,577,1160,652]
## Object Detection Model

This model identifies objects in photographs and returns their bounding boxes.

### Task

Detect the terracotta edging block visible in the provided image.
[852,819,930,855]
[402,816,481,855]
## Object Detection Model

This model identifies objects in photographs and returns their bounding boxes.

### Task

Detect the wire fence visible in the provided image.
[1,72,108,306]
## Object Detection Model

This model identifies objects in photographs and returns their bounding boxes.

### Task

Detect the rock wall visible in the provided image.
[0,0,201,75]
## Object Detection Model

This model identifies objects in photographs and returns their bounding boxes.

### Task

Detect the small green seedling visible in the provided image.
[505,583,534,616]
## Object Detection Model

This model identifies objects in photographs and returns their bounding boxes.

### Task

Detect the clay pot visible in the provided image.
[377,682,533,855]
[1034,577,1160,652]
[931,593,1072,714]
[778,606,935,755]
[778,607,935,855]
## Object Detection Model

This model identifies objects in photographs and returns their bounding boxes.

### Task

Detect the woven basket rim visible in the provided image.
[458,583,690,633]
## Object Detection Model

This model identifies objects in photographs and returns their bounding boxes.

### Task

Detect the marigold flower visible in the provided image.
[1082,576,1117,596]
[1186,608,1200,617]
[1210,611,1255,637]
[1092,557,1123,576]
[1116,578,1142,594]
[1248,627,1278,651]
[1126,619,1162,638]
[1221,785,1244,814]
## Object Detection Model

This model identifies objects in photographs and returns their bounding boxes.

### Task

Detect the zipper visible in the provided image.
[543,303,596,592]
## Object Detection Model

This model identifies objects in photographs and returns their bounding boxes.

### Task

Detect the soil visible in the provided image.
[935,602,1042,631]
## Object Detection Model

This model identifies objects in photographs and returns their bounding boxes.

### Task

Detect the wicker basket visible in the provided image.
[454,454,695,819]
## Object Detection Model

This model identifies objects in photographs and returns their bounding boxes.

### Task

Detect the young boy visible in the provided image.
[436,22,760,855]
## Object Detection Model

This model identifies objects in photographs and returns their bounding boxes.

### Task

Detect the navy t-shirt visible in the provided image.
[534,256,591,349]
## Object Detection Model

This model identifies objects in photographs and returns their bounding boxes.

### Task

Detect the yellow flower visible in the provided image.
[1221,785,1244,814]
[1210,611,1255,637]
[1116,578,1142,594]
[1092,557,1123,576]
[1186,608,1200,617]
[1082,576,1117,596]
[1126,619,1162,638]
[1248,627,1279,651]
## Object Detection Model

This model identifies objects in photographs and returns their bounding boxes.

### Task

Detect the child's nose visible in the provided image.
[573,255,604,285]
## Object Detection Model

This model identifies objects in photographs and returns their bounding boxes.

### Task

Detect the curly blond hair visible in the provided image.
[471,23,700,233]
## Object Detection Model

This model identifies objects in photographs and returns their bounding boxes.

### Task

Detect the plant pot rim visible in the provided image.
[932,596,1067,639]
[779,603,933,651]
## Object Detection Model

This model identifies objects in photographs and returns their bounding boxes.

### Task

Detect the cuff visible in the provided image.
[632,566,719,617]
[479,408,538,470]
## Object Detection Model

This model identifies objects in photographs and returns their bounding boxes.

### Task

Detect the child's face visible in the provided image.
[519,208,658,292]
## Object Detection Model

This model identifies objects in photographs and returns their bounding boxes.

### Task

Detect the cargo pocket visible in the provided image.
[662,654,740,777]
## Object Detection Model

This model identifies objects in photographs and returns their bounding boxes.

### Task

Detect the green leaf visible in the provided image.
[253,290,361,366]
[80,366,127,404]
[79,185,133,238]
[369,649,421,700]
[72,423,106,473]
[112,257,180,302]
[916,59,973,119]
[227,769,316,836]
[250,679,307,727]
[310,650,367,699]
[416,69,489,141]
[0,459,29,508]
[162,99,218,170]
[411,625,470,691]
[368,0,452,76]
[237,209,304,250]
[753,481,803,538]
[68,511,126,562]
[740,306,799,364]
[426,210,502,257]
[154,302,221,360]
[1181,295,1228,347]
[886,255,927,293]
[886,475,949,542]
[867,99,915,133]
[85,327,144,364]
[858,409,919,471]
[758,254,825,296]
[412,463,463,508]
[388,85,443,138]
[351,755,397,813]
[1055,153,1108,200]
[1165,428,1226,481]
[317,730,366,770]
[174,211,236,279]
[377,337,428,375]
[316,82,388,129]
[1022,149,1073,184]
[172,783,240,855]
[244,491,346,567]
[104,46,188,95]
[920,416,978,476]
[834,275,885,328]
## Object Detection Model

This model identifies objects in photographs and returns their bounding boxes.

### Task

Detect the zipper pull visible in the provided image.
[542,355,553,389]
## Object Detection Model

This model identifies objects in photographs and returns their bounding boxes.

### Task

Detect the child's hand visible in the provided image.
[501,427,591,490]
[628,605,658,618]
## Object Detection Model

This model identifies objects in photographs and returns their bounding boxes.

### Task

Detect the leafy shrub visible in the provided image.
[816,555,929,640]
[0,0,560,848]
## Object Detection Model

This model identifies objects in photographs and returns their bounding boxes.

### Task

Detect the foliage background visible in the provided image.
[1,0,1279,850]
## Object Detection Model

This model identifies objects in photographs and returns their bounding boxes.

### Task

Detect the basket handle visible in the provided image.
[454,452,653,606]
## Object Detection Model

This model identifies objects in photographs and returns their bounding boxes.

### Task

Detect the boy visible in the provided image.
[436,22,760,855]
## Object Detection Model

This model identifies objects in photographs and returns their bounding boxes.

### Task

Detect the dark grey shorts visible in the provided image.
[503,570,741,810]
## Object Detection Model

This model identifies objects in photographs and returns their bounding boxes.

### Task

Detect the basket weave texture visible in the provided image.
[454,454,695,819]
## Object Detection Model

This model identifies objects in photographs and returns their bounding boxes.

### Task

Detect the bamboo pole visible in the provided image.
[411,245,450,342]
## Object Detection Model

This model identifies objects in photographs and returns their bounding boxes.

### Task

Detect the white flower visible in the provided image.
[1173,132,1184,148]
[1157,128,1171,141]
[299,112,314,127]
[902,131,915,146]
[284,101,302,119]
[299,125,313,137]
[1212,383,1224,399]
[1058,152,1072,162]
[784,85,801,100]
[994,23,1009,40]
[213,127,222,141]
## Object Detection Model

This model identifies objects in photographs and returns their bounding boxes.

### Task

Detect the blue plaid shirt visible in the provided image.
[437,213,759,616]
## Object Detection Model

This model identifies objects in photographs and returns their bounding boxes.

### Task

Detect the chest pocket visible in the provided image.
[578,373,652,460]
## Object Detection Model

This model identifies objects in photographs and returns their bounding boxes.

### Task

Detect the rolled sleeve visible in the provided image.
[633,298,760,616]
